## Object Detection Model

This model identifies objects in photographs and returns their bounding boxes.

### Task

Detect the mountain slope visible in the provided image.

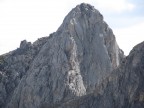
[0,3,124,108]
[57,41,144,108]
[0,36,49,108]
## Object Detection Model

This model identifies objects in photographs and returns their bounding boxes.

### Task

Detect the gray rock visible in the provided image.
[0,36,49,108]
[5,3,123,108]
[57,41,144,108]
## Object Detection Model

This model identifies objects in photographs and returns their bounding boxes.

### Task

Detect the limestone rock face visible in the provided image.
[0,3,124,108]
[57,41,144,108]
[0,37,49,108]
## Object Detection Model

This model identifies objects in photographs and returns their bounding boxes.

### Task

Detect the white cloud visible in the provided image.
[94,0,135,12]
[114,21,144,55]
[0,0,70,54]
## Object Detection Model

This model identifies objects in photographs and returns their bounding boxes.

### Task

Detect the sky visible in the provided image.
[0,0,144,55]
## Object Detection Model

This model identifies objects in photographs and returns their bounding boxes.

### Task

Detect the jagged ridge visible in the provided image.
[0,3,125,108]
[57,41,144,108]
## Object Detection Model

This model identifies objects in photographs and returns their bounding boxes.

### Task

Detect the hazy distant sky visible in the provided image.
[0,0,144,55]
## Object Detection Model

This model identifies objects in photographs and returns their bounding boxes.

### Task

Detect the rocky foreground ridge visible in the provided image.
[0,3,143,108]
[56,41,144,108]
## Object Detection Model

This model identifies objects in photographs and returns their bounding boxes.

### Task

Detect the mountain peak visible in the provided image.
[77,3,95,11]
[58,3,104,38]
[70,3,102,19]
[0,3,124,108]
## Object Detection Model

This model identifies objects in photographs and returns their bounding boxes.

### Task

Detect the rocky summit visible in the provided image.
[0,3,143,108]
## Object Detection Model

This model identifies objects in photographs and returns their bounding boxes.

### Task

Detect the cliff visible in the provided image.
[0,3,127,108]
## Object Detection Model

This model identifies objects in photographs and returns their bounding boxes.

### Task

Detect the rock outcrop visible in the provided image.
[0,36,49,108]
[0,3,126,108]
[56,41,144,108]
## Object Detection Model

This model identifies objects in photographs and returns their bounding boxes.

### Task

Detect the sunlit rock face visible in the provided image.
[57,41,144,108]
[0,3,124,108]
